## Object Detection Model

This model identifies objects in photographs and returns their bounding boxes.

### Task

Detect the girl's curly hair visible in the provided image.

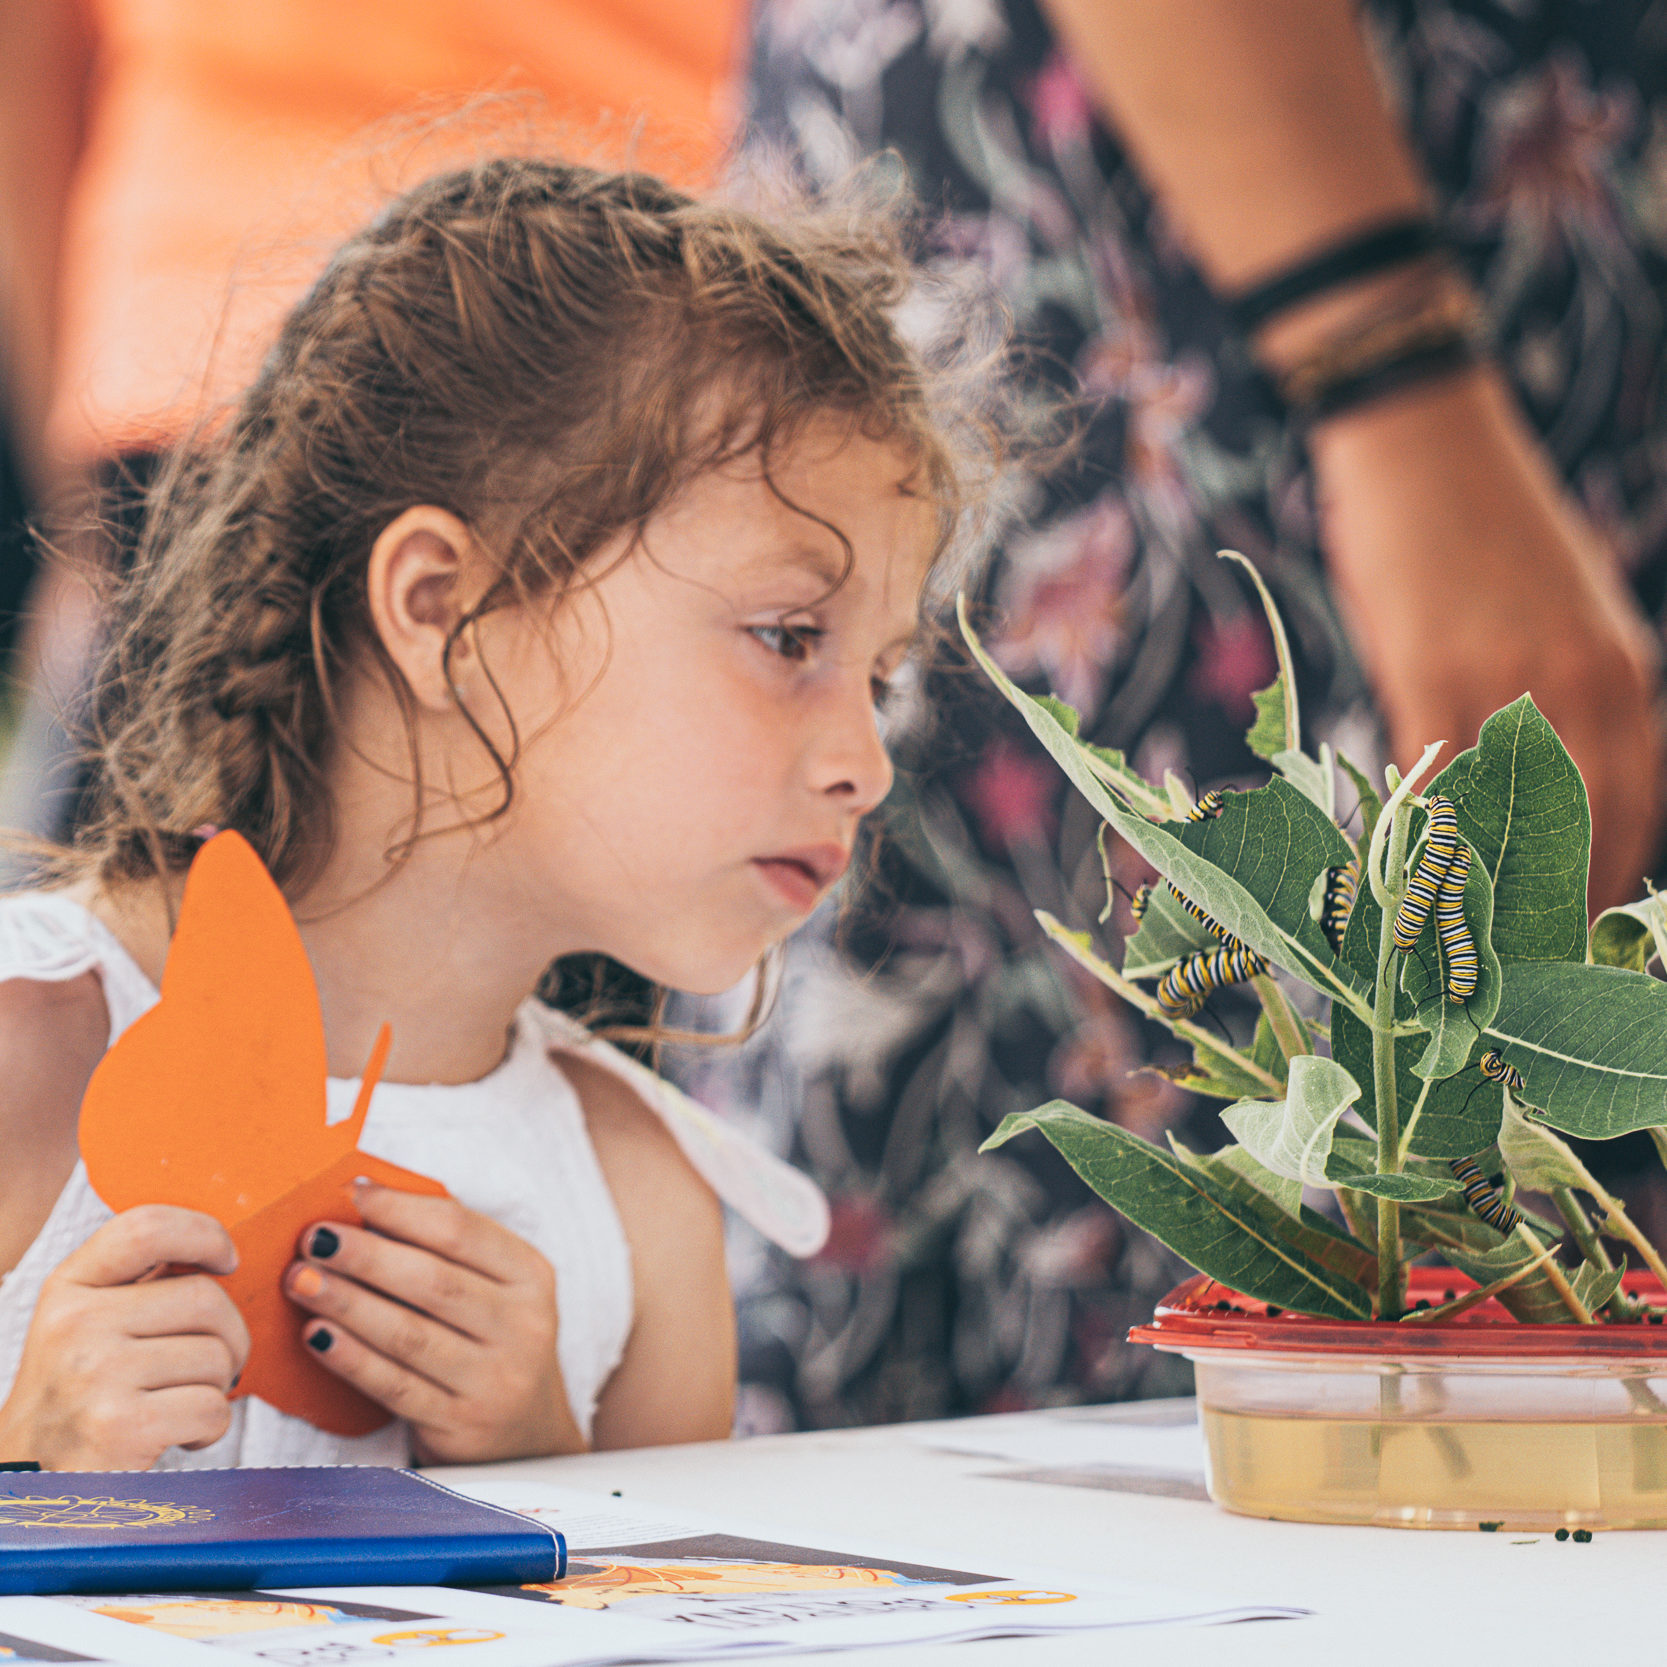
[64,155,1004,904]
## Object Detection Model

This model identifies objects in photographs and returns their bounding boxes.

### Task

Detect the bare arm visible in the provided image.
[0,972,107,1278]
[1041,0,1663,912]
[570,1056,736,1450]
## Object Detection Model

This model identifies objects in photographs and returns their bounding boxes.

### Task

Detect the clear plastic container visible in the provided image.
[1131,1271,1667,1530]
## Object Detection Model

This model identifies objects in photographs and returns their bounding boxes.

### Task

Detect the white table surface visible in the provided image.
[439,1398,1661,1664]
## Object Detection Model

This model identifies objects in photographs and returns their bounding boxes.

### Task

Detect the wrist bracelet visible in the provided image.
[1297,331,1481,425]
[1223,216,1445,337]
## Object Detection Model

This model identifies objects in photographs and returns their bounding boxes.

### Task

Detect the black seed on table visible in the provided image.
[1554,1528,1570,1541]
[1478,1521,1501,1532]
[1573,1529,1593,1543]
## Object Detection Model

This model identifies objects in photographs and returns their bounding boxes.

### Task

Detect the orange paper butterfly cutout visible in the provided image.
[79,831,448,1437]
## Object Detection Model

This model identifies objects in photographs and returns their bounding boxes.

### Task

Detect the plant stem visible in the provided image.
[1250,974,1308,1062]
[1598,1194,1667,1291]
[1373,797,1413,1320]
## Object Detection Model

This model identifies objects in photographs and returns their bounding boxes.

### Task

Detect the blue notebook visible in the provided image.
[0,1467,564,1595]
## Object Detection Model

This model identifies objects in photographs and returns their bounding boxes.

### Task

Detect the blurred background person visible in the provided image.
[0,0,748,833]
[707,0,1667,1432]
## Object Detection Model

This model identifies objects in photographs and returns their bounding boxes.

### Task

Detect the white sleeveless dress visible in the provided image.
[0,891,828,1468]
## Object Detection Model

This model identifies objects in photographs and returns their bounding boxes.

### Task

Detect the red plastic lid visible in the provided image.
[1130,1269,1667,1359]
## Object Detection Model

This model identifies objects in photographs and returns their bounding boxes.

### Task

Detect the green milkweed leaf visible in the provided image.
[1487,961,1667,1139]
[982,1102,1374,1319]
[1427,695,1591,965]
[1174,776,1364,1001]
[1337,1171,1458,1202]
[1168,1137,1377,1289]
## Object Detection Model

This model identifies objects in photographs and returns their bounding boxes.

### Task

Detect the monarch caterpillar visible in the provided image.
[1448,1153,1523,1235]
[1319,859,1360,953]
[1433,843,1478,1003]
[1187,790,1226,823]
[1478,1048,1525,1092]
[1392,794,1460,953]
[1128,883,1152,923]
[1165,881,1253,953]
[1156,941,1270,1020]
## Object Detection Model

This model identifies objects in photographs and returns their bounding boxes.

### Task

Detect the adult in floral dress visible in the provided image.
[711,0,1667,1431]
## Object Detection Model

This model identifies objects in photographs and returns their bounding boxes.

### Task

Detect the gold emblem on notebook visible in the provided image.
[0,1495,215,1529]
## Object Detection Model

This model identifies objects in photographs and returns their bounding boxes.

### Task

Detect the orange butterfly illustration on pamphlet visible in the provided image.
[79,831,448,1436]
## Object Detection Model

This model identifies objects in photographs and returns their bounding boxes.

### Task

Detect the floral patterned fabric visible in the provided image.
[702,0,1667,1433]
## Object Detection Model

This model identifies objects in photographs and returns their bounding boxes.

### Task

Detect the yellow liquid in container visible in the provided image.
[1201,1404,1667,1529]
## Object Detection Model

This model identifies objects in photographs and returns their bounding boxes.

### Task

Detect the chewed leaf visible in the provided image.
[1401,837,1502,1080]
[1220,1055,1362,1189]
[1220,550,1300,754]
[1497,1089,1599,1193]
[1427,695,1590,965]
[982,1101,1372,1318]
[1247,678,1287,762]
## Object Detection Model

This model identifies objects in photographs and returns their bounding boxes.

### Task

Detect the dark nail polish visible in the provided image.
[306,1328,333,1353]
[230,1372,241,1390]
[308,1226,340,1260]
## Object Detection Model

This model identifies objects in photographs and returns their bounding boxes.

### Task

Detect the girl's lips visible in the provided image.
[752,857,824,913]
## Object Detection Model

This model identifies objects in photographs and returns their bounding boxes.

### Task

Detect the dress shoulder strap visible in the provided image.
[0,890,158,1042]
[524,1004,829,1259]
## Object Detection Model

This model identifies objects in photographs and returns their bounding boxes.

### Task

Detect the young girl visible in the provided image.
[0,158,987,1471]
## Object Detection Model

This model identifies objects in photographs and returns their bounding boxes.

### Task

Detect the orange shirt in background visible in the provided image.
[48,0,746,464]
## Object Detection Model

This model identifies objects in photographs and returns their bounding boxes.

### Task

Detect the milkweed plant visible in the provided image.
[968,551,1667,1326]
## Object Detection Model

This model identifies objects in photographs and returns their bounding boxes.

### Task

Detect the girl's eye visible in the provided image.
[870,675,895,713]
[751,623,822,662]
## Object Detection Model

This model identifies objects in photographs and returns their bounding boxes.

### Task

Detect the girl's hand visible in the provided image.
[1311,367,1664,915]
[0,1205,250,1470]
[284,1182,583,1463]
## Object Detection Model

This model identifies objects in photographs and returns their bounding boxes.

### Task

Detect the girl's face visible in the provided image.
[459,423,935,994]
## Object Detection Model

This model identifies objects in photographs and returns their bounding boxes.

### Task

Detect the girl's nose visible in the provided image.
[814,684,895,815]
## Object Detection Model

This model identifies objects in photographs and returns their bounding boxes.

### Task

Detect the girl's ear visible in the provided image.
[365,506,487,712]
